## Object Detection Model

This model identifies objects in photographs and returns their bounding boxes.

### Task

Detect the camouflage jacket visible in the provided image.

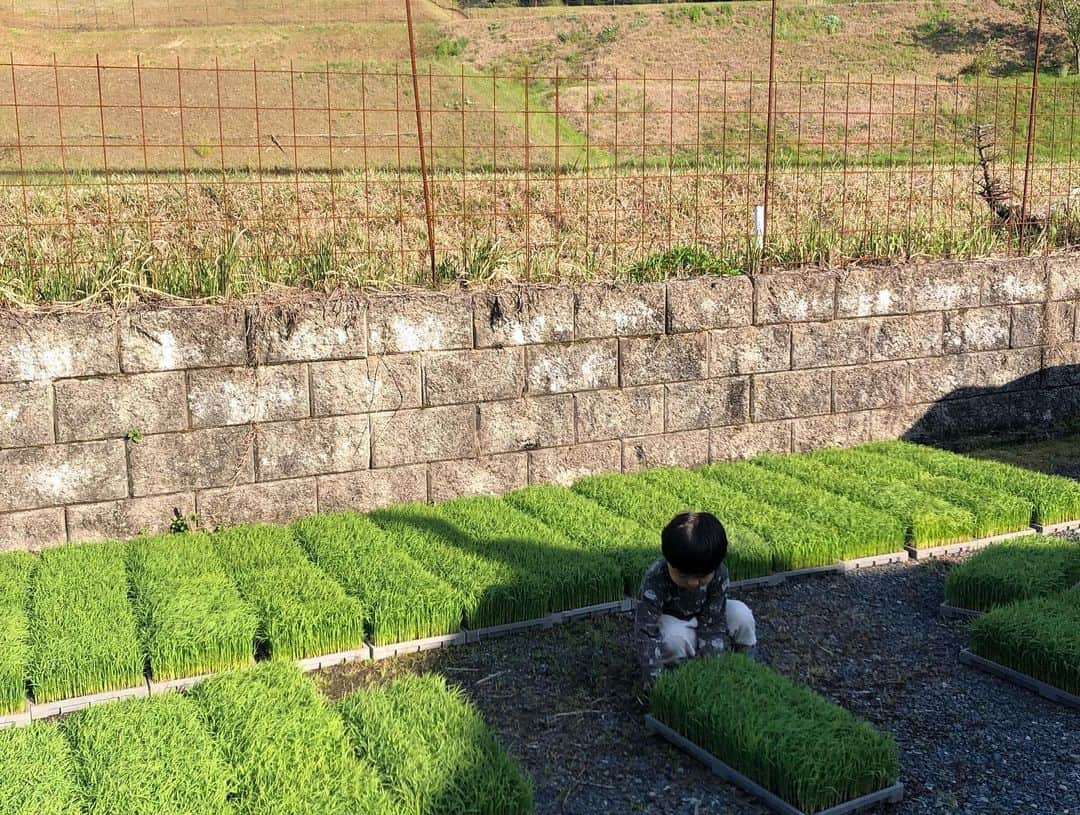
[634,557,730,682]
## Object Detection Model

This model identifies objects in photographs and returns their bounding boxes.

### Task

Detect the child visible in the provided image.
[634,511,757,692]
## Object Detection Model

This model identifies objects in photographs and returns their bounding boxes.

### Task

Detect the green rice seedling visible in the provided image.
[189,662,395,815]
[64,693,235,815]
[638,468,845,572]
[863,440,1080,526]
[507,484,658,593]
[339,674,533,815]
[292,512,464,645]
[28,541,144,703]
[571,473,775,581]
[753,454,976,547]
[0,552,33,713]
[0,723,84,815]
[651,654,900,813]
[212,524,365,660]
[945,541,1080,612]
[371,503,537,629]
[700,461,907,560]
[436,496,625,614]
[809,447,927,481]
[371,503,535,630]
[127,532,258,680]
[817,448,1033,538]
[910,476,1033,538]
[969,590,1080,695]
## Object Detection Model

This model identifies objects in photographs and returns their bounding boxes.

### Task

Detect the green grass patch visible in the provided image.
[815,448,1032,539]
[945,541,1080,612]
[127,532,258,680]
[863,441,1080,526]
[0,722,84,815]
[212,524,365,661]
[370,503,535,629]
[969,590,1080,695]
[0,552,33,713]
[189,662,394,815]
[638,468,845,572]
[753,453,976,547]
[699,461,907,560]
[651,654,900,813]
[339,674,533,815]
[435,496,624,614]
[292,512,464,646]
[572,472,774,581]
[28,541,143,703]
[506,484,657,593]
[64,693,235,815]
[625,246,741,281]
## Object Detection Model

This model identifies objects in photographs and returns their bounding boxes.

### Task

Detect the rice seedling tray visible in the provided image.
[148,673,217,695]
[369,632,468,661]
[959,648,1080,710]
[29,680,149,721]
[938,604,984,620]
[1033,519,1080,535]
[906,529,1036,561]
[0,709,29,729]
[296,646,373,672]
[644,715,904,815]
[838,551,911,571]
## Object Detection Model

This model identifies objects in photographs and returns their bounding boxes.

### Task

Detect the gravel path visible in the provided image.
[317,555,1080,815]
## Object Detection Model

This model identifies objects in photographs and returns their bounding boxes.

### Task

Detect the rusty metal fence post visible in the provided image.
[1019,0,1047,253]
[760,0,780,271]
[405,0,437,283]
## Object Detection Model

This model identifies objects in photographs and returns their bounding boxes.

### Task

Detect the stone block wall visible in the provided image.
[1,254,1077,550]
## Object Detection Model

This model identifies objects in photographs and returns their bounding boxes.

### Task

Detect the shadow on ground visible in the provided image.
[315,560,1079,815]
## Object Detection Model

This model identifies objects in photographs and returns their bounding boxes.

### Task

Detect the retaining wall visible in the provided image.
[2,254,1079,550]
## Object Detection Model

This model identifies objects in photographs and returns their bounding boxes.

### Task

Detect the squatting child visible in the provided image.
[634,511,757,692]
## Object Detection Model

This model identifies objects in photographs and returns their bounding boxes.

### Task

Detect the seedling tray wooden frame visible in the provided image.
[839,551,910,572]
[0,709,30,728]
[296,646,373,672]
[959,649,1080,710]
[730,564,841,590]
[644,715,904,815]
[370,632,468,661]
[906,528,1036,560]
[1033,519,1080,535]
[148,673,217,695]
[938,604,983,621]
[29,681,149,721]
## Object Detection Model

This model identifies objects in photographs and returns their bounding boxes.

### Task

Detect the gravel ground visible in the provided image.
[316,553,1080,815]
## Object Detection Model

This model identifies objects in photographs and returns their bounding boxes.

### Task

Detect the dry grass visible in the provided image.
[0,0,1070,303]
[2,160,1075,304]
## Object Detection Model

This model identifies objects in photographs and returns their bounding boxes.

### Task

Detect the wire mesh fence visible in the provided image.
[1,51,1076,300]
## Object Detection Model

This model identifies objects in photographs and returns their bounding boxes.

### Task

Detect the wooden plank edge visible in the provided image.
[938,604,984,620]
[959,649,1080,711]
[907,528,1036,560]
[29,680,150,721]
[644,715,903,815]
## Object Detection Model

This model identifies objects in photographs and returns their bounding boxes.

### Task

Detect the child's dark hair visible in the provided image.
[661,512,728,576]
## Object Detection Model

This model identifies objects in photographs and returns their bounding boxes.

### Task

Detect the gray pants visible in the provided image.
[658,600,757,665]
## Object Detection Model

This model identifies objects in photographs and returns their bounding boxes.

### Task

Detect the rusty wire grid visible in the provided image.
[0,1,1072,301]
